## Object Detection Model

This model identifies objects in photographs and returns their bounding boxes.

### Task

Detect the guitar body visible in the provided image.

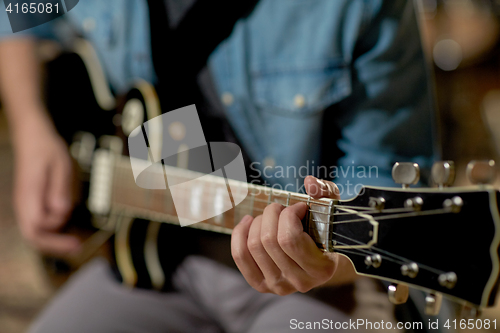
[44,40,234,290]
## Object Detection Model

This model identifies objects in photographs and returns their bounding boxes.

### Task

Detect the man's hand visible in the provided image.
[0,39,81,256]
[11,112,81,256]
[231,176,357,295]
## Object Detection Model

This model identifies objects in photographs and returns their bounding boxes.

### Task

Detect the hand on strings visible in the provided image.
[232,176,357,295]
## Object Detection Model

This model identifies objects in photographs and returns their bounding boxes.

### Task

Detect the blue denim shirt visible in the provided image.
[0,0,156,92]
[0,0,437,199]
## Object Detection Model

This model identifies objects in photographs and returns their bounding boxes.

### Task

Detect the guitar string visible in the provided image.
[304,212,441,273]
[112,187,448,277]
[113,205,448,277]
[330,245,444,279]
[111,203,447,279]
[328,240,416,270]
[112,169,431,220]
[114,164,455,217]
[113,164,384,209]
[327,207,452,225]
[113,172,449,263]
[112,185,453,227]
[112,167,453,279]
[330,231,445,275]
[112,171,451,288]
[112,166,335,207]
[113,181,437,219]
[122,187,452,223]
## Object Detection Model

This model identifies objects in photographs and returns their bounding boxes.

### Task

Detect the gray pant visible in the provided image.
[29,257,399,333]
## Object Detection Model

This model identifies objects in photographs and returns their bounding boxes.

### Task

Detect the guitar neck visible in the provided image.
[106,154,336,250]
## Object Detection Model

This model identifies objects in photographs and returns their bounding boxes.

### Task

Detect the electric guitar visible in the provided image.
[47,39,500,316]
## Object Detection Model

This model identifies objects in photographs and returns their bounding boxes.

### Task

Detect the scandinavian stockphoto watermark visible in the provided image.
[128,104,249,227]
[248,160,379,198]
[127,104,379,226]
[3,0,79,33]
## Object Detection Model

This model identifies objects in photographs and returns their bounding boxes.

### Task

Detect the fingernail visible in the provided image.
[316,179,328,190]
[240,215,253,224]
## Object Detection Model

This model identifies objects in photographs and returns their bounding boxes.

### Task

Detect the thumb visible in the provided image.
[304,176,340,200]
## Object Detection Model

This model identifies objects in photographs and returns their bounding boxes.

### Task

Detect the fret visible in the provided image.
[249,185,256,216]
[232,186,244,227]
[164,188,174,215]
[213,182,224,225]
[273,192,287,206]
[229,179,249,209]
[267,188,273,205]
[189,181,203,219]
[224,197,235,230]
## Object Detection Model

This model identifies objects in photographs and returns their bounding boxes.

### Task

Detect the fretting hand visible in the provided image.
[231,176,357,295]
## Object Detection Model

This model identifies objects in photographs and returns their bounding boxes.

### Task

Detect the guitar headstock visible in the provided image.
[313,161,500,315]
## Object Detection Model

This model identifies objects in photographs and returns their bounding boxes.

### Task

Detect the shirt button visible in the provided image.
[221,92,234,106]
[294,94,306,109]
[264,157,275,168]
[83,17,96,33]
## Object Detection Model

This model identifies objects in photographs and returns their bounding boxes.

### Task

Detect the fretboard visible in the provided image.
[102,154,337,251]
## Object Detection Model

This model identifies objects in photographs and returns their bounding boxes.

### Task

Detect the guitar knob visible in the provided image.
[392,162,420,188]
[466,160,496,185]
[432,161,455,188]
[388,284,409,304]
[69,131,96,170]
[425,293,443,316]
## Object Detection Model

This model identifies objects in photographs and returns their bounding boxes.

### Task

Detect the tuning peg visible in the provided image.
[466,160,496,185]
[432,161,455,188]
[364,254,382,268]
[461,304,482,319]
[392,162,420,188]
[438,271,457,289]
[388,284,409,304]
[425,293,443,316]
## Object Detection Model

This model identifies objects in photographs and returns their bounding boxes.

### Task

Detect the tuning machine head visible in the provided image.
[392,162,420,188]
[388,283,409,305]
[425,293,443,316]
[466,160,496,185]
[461,304,482,320]
[432,161,455,188]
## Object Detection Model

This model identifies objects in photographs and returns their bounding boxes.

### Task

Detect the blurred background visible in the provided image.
[3,0,500,331]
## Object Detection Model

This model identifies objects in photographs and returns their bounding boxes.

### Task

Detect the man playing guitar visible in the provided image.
[0,0,438,332]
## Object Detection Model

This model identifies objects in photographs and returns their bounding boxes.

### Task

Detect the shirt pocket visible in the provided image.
[250,58,352,117]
